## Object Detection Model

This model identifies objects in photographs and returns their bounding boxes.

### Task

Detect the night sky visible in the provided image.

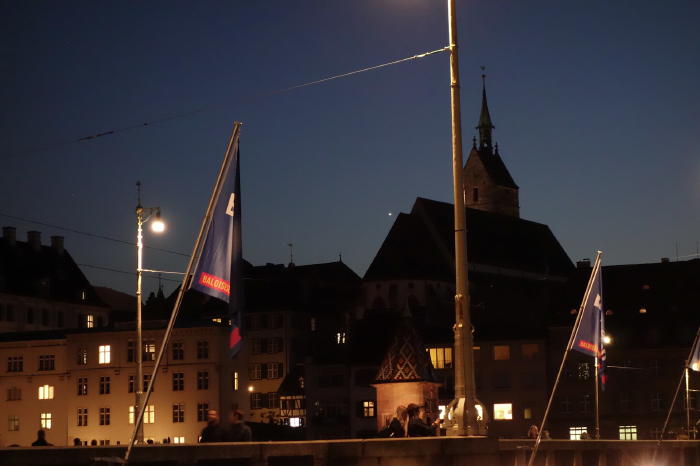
[2,0,699,297]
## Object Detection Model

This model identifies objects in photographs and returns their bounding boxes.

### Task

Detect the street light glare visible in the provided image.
[151,219,166,233]
[603,335,612,345]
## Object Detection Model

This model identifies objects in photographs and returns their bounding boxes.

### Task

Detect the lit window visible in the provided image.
[129,406,134,424]
[86,314,94,328]
[569,426,588,440]
[233,372,239,391]
[144,405,155,423]
[336,331,347,344]
[493,345,510,360]
[521,343,539,360]
[619,425,637,440]
[475,404,483,421]
[40,412,52,429]
[173,436,185,444]
[212,317,222,323]
[523,407,533,419]
[38,384,54,400]
[98,345,111,364]
[362,400,376,418]
[438,405,447,420]
[143,341,155,361]
[289,417,302,427]
[493,403,513,420]
[428,347,454,369]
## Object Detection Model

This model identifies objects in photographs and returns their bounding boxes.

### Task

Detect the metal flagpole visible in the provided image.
[594,356,600,439]
[685,366,691,436]
[653,325,700,463]
[528,251,602,466]
[124,122,242,463]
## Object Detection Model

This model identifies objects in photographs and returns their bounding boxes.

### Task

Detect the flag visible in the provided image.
[190,131,243,357]
[572,260,606,389]
[690,335,700,372]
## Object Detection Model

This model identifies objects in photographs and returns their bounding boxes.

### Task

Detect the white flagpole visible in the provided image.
[594,355,600,439]
[528,251,602,466]
[124,122,242,463]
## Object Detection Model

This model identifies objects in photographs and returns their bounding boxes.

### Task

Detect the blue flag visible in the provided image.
[690,335,700,372]
[190,130,243,357]
[572,260,606,389]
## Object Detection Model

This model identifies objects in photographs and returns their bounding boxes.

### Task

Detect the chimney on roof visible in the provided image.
[660,257,670,264]
[3,226,16,246]
[576,259,591,269]
[51,235,65,255]
[27,231,42,251]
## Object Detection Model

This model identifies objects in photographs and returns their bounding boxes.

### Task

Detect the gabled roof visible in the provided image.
[0,231,105,307]
[364,197,573,281]
[466,145,518,189]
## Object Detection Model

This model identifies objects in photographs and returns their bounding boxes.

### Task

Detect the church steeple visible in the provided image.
[476,70,494,153]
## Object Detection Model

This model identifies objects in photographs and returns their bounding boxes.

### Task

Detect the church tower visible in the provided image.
[463,73,520,218]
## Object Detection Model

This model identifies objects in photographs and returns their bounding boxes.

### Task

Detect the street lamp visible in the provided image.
[442,0,487,436]
[134,181,166,443]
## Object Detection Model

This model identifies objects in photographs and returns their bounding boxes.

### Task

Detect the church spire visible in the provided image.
[476,68,494,153]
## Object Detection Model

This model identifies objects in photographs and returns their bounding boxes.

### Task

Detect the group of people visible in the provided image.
[199,408,252,443]
[526,425,551,439]
[379,404,442,438]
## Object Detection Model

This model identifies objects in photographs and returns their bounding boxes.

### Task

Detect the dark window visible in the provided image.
[267,392,279,409]
[250,393,263,409]
[172,373,184,391]
[197,371,209,390]
[197,403,209,422]
[172,403,184,423]
[77,408,88,426]
[249,363,263,380]
[128,375,135,393]
[7,356,23,372]
[6,386,21,400]
[77,377,88,396]
[6,304,15,321]
[143,374,153,392]
[27,308,34,324]
[271,313,284,329]
[99,407,110,425]
[99,376,110,395]
[172,342,184,360]
[258,314,268,329]
[77,347,87,365]
[197,341,209,359]
[38,355,55,371]
[41,309,49,326]
[57,311,64,327]
[127,341,135,363]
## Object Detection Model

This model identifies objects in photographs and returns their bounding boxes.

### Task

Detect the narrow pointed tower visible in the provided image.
[463,73,520,217]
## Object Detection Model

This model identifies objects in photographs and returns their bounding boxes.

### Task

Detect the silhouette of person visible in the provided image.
[200,409,225,442]
[527,425,539,439]
[73,437,82,446]
[225,409,252,442]
[406,404,437,437]
[31,430,52,446]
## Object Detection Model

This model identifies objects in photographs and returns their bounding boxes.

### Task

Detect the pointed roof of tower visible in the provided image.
[477,73,495,131]
[374,315,436,383]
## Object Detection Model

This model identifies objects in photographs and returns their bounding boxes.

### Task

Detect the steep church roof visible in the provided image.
[364,197,573,281]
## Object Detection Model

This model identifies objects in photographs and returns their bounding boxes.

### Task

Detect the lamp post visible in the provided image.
[134,181,165,443]
[443,0,486,436]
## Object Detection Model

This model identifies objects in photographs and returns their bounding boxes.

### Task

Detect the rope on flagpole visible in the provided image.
[12,46,450,157]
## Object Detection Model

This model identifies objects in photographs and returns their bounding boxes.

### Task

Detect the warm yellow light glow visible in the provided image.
[151,219,165,233]
[248,385,254,392]
[603,335,612,345]
[639,308,647,314]
[692,362,700,372]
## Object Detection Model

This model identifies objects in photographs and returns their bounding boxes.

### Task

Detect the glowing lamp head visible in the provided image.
[151,210,165,233]
[603,334,612,345]
[692,362,700,372]
[247,385,254,393]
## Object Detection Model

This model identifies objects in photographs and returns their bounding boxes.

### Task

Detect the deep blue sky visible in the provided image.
[2,0,699,297]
